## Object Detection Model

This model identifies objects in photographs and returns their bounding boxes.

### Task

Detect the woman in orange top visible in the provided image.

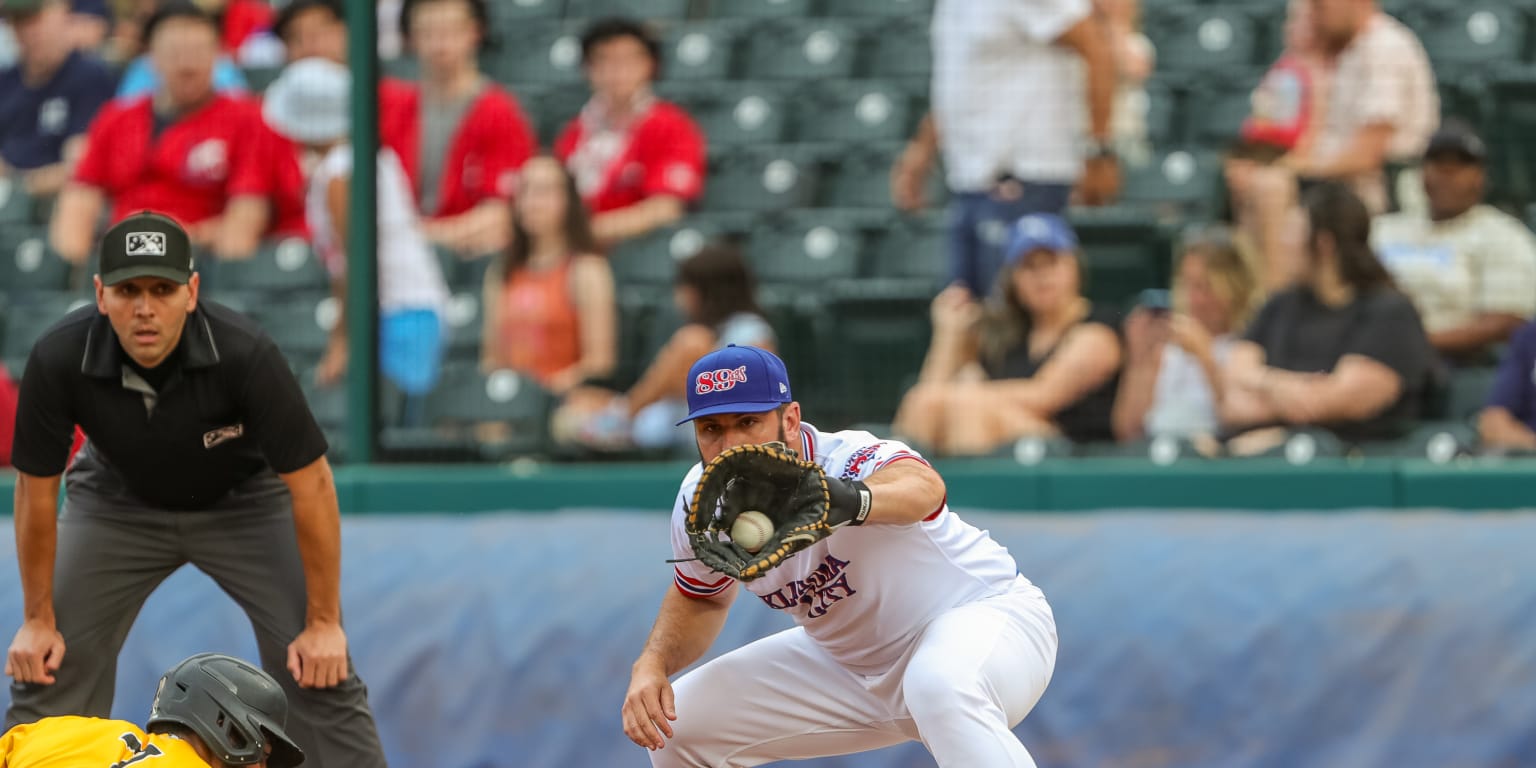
[481,156,616,394]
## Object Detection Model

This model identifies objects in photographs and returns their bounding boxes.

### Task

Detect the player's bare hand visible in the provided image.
[1078,154,1121,206]
[622,660,676,751]
[287,621,348,689]
[7,619,65,685]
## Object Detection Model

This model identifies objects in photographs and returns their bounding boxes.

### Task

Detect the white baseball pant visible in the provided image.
[651,578,1057,768]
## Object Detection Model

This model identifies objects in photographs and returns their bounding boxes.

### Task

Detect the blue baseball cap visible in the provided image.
[1004,213,1078,265]
[677,344,793,425]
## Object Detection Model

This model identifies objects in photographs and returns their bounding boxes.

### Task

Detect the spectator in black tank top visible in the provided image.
[1221,181,1435,454]
[894,214,1124,455]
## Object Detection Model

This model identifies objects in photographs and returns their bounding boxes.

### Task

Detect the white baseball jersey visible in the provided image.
[670,423,1028,675]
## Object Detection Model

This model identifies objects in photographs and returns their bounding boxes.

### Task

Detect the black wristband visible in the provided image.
[826,478,872,527]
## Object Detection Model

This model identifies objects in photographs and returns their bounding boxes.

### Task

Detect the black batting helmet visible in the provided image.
[147,654,305,768]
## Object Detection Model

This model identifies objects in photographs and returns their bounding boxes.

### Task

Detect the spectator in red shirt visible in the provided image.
[555,18,705,247]
[0,363,16,468]
[49,1,301,263]
[273,0,413,154]
[394,0,536,255]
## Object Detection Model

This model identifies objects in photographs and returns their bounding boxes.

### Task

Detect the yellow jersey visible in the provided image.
[0,716,211,767]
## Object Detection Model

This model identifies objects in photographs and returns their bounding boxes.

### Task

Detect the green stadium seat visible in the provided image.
[1187,82,1256,149]
[700,146,820,213]
[242,65,281,93]
[1445,366,1498,422]
[1141,78,1182,149]
[609,222,718,284]
[816,280,932,426]
[691,83,790,147]
[386,364,554,460]
[1146,7,1260,77]
[710,0,817,19]
[2,292,85,362]
[866,213,946,287]
[525,84,590,145]
[489,0,564,25]
[1407,4,1526,69]
[250,293,334,362]
[486,23,584,86]
[1118,147,1224,221]
[796,80,914,145]
[822,143,902,210]
[441,289,485,360]
[746,218,863,286]
[662,21,741,82]
[569,0,688,19]
[0,175,36,225]
[1355,421,1479,460]
[1068,206,1174,307]
[744,19,860,81]
[381,57,419,82]
[861,16,931,81]
[206,236,329,295]
[1485,68,1536,208]
[0,228,71,294]
[838,0,933,16]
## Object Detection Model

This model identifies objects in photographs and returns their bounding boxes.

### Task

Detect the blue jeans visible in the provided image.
[946,183,1073,297]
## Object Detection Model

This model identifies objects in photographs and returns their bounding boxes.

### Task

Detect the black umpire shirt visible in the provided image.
[10,301,329,510]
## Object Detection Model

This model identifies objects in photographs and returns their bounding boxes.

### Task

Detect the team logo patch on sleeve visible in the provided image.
[841,444,883,479]
[203,423,245,449]
[126,232,167,257]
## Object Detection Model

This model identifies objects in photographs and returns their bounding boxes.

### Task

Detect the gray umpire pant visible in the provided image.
[5,455,388,767]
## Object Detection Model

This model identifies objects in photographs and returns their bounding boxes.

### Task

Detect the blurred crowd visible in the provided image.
[2,0,1536,465]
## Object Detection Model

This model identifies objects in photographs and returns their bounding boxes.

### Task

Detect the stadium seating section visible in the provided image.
[5,0,1536,462]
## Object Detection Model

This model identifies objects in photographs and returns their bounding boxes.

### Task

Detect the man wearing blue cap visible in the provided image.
[620,345,1059,767]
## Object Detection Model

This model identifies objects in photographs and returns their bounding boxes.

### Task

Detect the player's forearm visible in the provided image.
[591,196,685,246]
[861,461,946,526]
[638,587,733,677]
[282,459,344,625]
[14,475,62,623]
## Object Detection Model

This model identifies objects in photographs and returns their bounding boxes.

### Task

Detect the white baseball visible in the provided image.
[730,511,774,553]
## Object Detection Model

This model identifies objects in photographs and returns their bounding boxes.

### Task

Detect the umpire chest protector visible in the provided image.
[11,301,328,510]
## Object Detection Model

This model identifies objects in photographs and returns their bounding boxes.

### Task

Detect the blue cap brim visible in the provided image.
[675,400,785,426]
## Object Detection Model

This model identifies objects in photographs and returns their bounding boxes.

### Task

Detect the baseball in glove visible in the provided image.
[678,441,872,582]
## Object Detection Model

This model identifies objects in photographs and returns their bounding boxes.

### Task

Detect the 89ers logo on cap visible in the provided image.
[696,365,748,395]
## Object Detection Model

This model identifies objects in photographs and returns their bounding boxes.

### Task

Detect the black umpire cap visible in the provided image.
[98,211,195,286]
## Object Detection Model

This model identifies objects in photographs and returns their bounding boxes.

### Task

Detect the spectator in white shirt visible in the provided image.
[890,0,1118,297]
[1371,121,1536,364]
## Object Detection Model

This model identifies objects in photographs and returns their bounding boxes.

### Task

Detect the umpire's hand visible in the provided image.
[287,620,349,688]
[6,618,66,685]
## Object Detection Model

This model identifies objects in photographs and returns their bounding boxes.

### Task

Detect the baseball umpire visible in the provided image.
[5,211,387,766]
[1,652,305,767]
[621,345,1059,767]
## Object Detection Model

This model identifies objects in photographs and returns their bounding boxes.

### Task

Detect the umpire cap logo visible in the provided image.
[126,232,167,257]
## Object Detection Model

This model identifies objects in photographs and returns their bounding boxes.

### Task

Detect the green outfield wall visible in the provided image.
[3,458,1530,513]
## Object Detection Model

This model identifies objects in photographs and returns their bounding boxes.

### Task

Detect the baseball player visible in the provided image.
[0,653,304,767]
[5,211,387,766]
[621,345,1058,767]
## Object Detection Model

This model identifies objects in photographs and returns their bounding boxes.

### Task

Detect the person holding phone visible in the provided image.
[1112,229,1264,443]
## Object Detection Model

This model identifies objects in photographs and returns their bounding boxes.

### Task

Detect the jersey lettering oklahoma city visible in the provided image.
[670,424,1025,673]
